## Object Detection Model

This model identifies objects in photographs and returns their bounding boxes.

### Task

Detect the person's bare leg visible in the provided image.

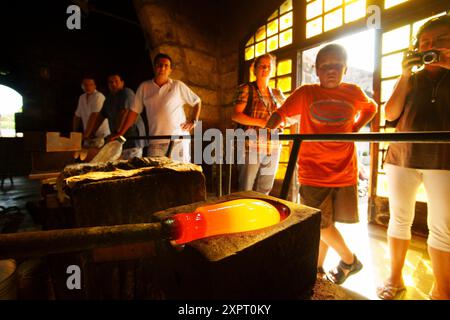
[318,240,329,268]
[321,224,355,276]
[384,237,410,288]
[428,246,450,300]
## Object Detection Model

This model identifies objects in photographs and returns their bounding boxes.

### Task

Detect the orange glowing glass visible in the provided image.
[166,199,284,244]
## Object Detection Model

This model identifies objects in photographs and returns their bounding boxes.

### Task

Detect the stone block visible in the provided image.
[219,70,239,91]
[152,191,321,299]
[61,157,206,227]
[218,52,239,75]
[177,25,214,54]
[191,87,220,107]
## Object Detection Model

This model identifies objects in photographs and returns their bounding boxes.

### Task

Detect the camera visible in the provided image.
[406,49,440,65]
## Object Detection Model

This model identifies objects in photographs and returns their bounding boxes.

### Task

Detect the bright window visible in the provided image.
[267,35,279,52]
[244,0,293,61]
[277,59,292,76]
[324,9,343,32]
[382,25,410,54]
[305,0,367,39]
[384,0,409,9]
[0,85,23,137]
[345,0,366,23]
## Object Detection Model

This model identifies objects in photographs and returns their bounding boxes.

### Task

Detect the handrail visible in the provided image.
[126,131,450,143]
[126,131,450,199]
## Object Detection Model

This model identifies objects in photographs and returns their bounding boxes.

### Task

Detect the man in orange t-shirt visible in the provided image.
[267,44,377,285]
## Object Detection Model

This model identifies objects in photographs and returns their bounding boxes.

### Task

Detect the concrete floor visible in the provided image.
[0,176,41,233]
[0,176,434,300]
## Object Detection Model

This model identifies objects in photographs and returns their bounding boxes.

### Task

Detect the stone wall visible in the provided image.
[133,0,224,130]
[133,0,283,132]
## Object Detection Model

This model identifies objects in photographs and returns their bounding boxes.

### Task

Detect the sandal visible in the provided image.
[377,283,406,300]
[327,254,363,285]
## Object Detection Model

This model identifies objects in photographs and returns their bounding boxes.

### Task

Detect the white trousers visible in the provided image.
[147,140,190,163]
[121,147,143,160]
[385,164,450,252]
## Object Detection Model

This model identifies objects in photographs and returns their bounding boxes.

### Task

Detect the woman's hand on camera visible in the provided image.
[402,51,422,77]
[433,48,450,70]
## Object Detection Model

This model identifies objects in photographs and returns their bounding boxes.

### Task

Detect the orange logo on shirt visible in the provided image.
[309,100,354,126]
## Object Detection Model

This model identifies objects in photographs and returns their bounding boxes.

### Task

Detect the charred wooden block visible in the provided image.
[46,157,206,299]
[152,191,321,299]
[60,157,206,227]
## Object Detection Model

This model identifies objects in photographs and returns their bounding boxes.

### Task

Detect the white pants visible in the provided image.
[385,164,450,252]
[146,140,190,163]
[121,147,143,160]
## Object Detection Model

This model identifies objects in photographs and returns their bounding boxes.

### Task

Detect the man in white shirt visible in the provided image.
[112,53,201,163]
[73,77,110,140]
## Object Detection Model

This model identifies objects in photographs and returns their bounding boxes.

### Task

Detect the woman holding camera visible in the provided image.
[378,15,450,300]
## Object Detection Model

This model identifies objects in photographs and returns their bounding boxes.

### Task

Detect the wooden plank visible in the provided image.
[28,172,60,180]
[46,132,82,152]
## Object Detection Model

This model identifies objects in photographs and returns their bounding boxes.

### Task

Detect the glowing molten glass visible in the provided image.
[167,199,281,244]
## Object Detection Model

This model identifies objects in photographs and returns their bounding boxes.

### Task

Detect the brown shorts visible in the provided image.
[299,184,359,229]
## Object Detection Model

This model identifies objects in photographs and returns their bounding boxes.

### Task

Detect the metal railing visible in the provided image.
[127,131,450,199]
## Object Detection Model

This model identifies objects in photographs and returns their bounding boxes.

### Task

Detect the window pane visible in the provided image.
[279,147,291,163]
[255,41,266,57]
[324,9,343,32]
[255,26,266,42]
[267,19,279,37]
[381,78,398,102]
[275,163,287,180]
[280,12,293,31]
[267,35,279,52]
[0,85,23,137]
[246,36,254,46]
[385,0,408,9]
[279,28,293,47]
[277,76,292,93]
[306,17,322,38]
[280,0,293,14]
[380,103,386,127]
[250,70,256,82]
[277,59,292,76]
[325,0,342,12]
[267,10,278,21]
[382,25,410,54]
[345,0,366,23]
[269,78,276,88]
[245,46,255,61]
[307,0,323,20]
[381,52,403,78]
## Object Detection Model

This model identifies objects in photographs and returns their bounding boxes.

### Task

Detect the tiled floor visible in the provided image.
[0,176,435,300]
